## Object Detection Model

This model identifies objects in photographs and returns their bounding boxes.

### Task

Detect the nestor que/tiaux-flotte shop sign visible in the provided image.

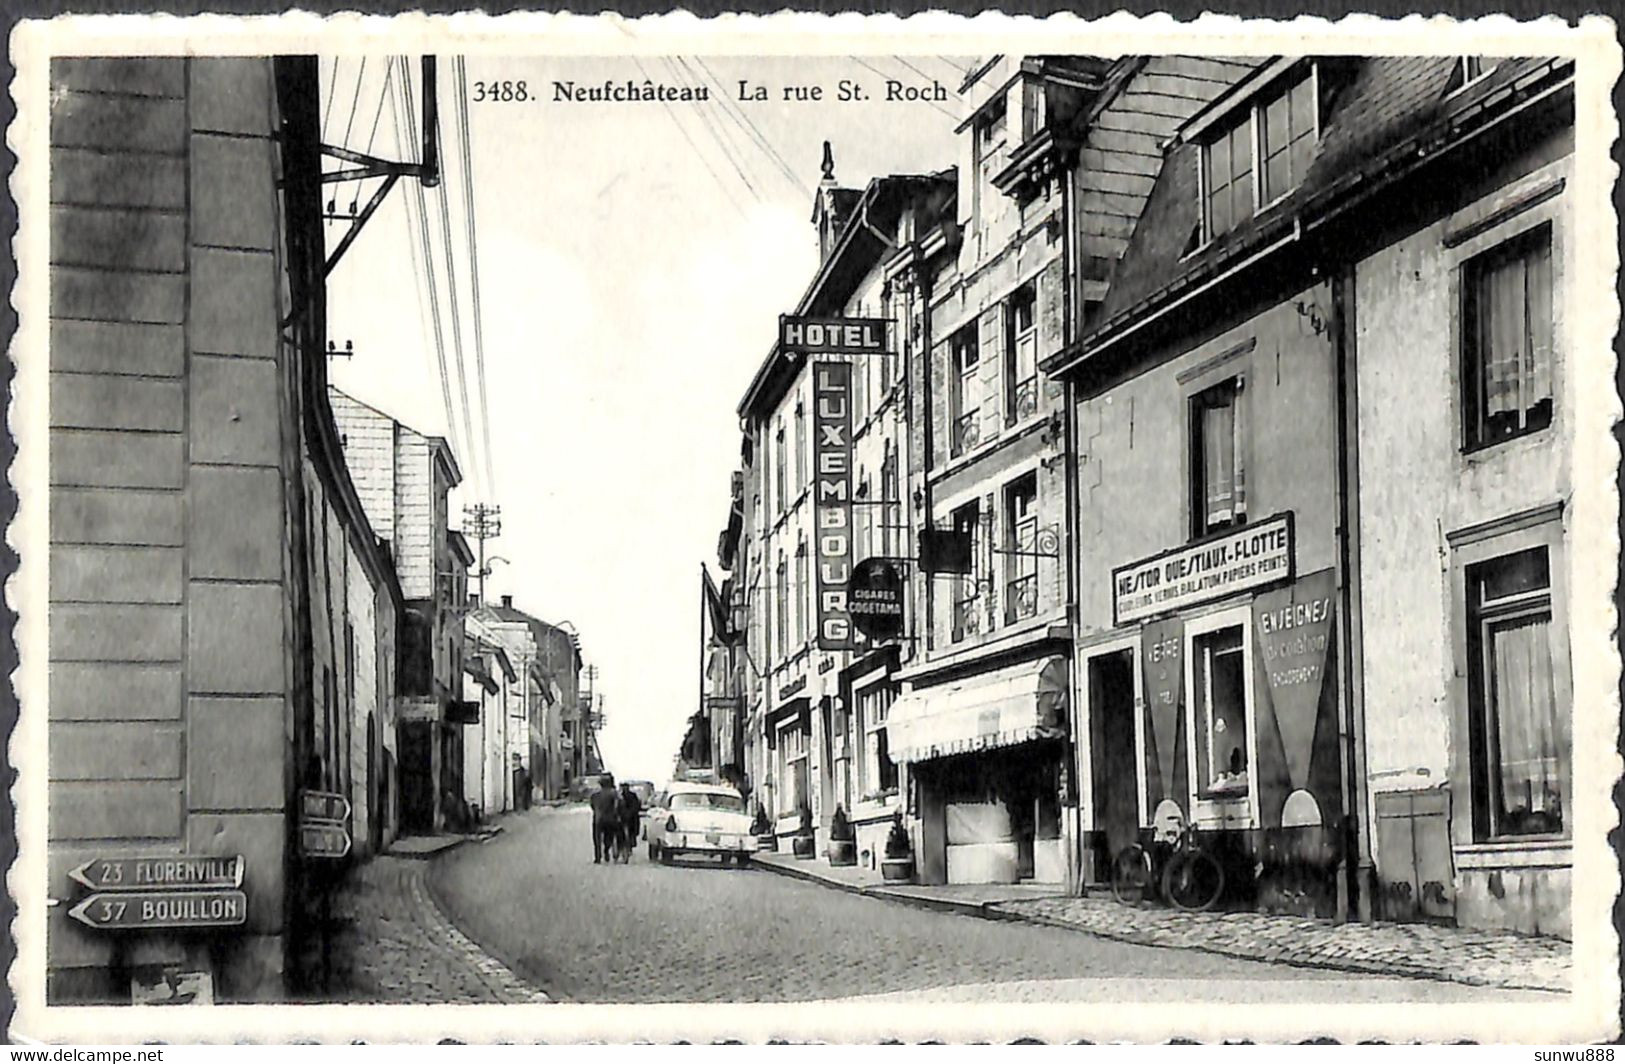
[1113,513,1294,626]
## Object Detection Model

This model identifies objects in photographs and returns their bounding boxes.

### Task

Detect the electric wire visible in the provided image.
[893,55,956,92]
[454,57,498,500]
[321,55,340,139]
[431,94,484,501]
[392,57,470,478]
[854,56,957,121]
[340,57,368,154]
[684,57,812,197]
[629,55,749,222]
[659,56,761,201]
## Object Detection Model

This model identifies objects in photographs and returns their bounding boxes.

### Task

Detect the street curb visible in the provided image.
[752,855,1011,921]
[752,858,1564,995]
[420,836,557,1004]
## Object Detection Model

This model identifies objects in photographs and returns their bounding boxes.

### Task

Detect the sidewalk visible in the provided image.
[751,852,1571,994]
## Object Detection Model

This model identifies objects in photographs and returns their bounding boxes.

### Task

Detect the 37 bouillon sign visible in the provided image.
[1113,513,1294,625]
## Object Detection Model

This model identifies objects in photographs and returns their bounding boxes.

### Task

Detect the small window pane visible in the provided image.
[1480,546,1550,603]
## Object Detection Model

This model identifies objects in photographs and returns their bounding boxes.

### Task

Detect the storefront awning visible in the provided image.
[886,656,1068,764]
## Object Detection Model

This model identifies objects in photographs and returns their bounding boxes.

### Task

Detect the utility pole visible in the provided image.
[464,503,502,604]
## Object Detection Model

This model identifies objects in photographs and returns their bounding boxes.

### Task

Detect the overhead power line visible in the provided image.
[853,57,957,121]
[660,56,760,202]
[684,56,811,198]
[431,92,483,500]
[392,57,471,480]
[454,57,498,500]
[630,55,748,222]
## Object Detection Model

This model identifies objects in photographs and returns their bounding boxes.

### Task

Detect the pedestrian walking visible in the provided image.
[589,774,620,864]
[617,782,642,863]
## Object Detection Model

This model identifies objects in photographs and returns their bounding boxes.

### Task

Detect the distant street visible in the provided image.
[426,806,1554,1005]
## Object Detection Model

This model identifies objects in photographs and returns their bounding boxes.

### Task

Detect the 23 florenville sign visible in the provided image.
[1113,512,1295,626]
[813,360,856,651]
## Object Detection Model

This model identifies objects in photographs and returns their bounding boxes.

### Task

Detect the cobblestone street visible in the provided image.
[408,806,1560,1005]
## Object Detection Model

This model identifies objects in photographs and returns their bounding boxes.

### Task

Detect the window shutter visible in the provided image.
[1040,259,1065,398]
[978,304,1005,441]
[929,338,952,470]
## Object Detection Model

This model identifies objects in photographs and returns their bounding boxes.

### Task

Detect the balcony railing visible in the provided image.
[1006,573,1038,624]
[1010,375,1039,424]
[952,411,980,457]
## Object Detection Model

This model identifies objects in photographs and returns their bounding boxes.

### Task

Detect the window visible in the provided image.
[1466,547,1567,839]
[776,717,809,816]
[1202,114,1254,241]
[978,98,1007,147]
[1446,56,1500,94]
[774,423,787,514]
[1190,377,1247,537]
[951,326,981,457]
[1259,73,1316,205]
[794,539,808,647]
[1006,284,1039,424]
[880,443,899,559]
[775,554,788,658]
[794,399,807,493]
[1193,627,1250,798]
[1004,474,1039,624]
[951,500,983,642]
[1200,66,1319,242]
[855,683,899,798]
[1462,224,1554,449]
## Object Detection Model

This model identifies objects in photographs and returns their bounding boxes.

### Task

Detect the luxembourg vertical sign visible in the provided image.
[814,360,855,651]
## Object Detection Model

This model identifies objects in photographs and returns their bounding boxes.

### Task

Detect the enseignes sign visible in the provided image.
[1113,512,1294,626]
[814,361,856,650]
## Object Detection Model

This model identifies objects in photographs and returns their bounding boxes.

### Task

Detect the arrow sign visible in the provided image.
[299,789,351,823]
[68,890,247,930]
[300,822,352,859]
[69,855,243,892]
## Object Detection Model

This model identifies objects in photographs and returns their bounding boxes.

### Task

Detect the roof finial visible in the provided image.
[821,140,836,183]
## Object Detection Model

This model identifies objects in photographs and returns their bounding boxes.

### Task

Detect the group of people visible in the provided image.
[589,774,644,863]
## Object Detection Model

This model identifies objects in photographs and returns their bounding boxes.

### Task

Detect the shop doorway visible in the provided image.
[399,721,434,834]
[1089,649,1139,877]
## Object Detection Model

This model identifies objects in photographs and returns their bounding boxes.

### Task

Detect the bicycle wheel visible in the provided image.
[1110,844,1155,906]
[1161,849,1225,912]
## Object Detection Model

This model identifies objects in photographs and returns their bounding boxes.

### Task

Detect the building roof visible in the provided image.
[447,528,475,568]
[737,170,956,422]
[328,385,465,489]
[1048,55,1573,376]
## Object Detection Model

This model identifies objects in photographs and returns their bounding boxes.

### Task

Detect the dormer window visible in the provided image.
[1446,56,1500,95]
[1199,63,1320,243]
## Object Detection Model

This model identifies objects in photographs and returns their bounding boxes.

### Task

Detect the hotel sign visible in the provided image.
[780,315,889,355]
[813,361,856,650]
[1113,513,1294,626]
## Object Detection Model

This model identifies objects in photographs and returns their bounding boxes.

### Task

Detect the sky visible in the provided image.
[321,55,964,784]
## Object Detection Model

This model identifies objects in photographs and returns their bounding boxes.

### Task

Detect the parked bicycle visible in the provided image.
[1110,817,1226,912]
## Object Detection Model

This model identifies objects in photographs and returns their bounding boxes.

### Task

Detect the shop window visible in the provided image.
[1189,377,1247,537]
[951,326,982,457]
[951,501,983,642]
[1466,546,1568,839]
[1193,626,1250,799]
[856,683,899,799]
[1006,284,1039,425]
[1004,474,1038,624]
[1462,224,1554,449]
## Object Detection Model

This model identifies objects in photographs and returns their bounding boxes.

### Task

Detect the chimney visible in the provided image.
[501,594,514,609]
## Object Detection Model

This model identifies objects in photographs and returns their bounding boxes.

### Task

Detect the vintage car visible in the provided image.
[646,782,753,866]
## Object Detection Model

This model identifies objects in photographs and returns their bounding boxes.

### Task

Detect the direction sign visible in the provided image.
[68,889,247,930]
[69,854,244,892]
[299,789,351,823]
[300,822,352,859]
